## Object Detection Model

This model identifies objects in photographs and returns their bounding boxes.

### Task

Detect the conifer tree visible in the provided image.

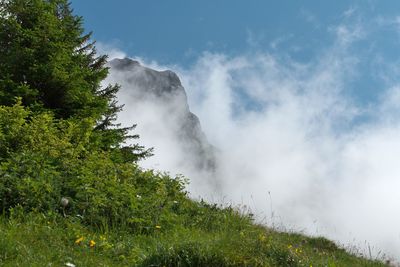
[0,0,150,161]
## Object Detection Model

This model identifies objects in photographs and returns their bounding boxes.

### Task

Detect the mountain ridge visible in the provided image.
[108,58,217,173]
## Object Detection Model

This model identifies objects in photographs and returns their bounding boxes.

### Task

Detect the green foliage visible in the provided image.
[0,0,150,161]
[0,212,389,267]
[0,103,182,231]
[0,0,107,119]
[0,2,391,266]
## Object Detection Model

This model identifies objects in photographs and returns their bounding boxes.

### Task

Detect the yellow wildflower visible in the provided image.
[75,237,84,245]
[258,234,266,242]
[89,240,96,248]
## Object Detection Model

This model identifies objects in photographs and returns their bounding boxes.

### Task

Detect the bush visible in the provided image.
[0,102,187,232]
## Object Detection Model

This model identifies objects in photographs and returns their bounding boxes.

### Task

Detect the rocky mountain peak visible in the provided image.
[108,58,216,175]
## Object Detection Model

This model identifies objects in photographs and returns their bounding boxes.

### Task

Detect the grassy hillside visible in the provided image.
[0,103,389,267]
[0,1,391,266]
[0,206,389,267]
[0,206,384,267]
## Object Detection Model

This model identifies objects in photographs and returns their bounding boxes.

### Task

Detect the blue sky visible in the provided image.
[72,1,360,63]
[71,1,400,257]
[72,1,400,106]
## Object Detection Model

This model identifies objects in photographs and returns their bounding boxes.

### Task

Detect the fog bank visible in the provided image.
[103,25,400,261]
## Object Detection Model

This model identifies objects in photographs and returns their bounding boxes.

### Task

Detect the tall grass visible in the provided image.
[0,206,389,267]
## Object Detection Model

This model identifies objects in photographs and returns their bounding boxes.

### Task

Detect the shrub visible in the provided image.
[0,103,187,232]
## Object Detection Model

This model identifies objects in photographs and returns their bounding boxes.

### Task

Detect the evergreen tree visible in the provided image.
[0,0,151,161]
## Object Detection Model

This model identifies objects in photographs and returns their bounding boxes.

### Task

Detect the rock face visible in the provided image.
[107,58,216,174]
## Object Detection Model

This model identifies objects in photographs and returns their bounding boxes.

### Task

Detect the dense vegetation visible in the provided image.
[0,0,390,266]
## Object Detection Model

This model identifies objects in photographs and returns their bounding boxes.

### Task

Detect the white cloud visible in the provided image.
[333,23,365,47]
[374,14,400,39]
[343,6,357,18]
[269,34,294,50]
[174,47,400,260]
[100,18,400,261]
[96,42,127,60]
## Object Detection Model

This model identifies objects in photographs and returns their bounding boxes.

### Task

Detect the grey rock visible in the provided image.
[109,58,216,172]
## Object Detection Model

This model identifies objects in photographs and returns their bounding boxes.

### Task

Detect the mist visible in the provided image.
[177,52,400,259]
[102,23,400,260]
